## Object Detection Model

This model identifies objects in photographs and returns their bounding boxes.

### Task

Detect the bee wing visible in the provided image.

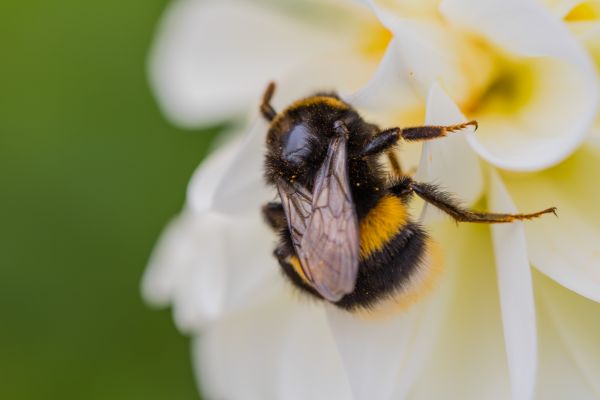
[276,179,313,253]
[299,133,360,301]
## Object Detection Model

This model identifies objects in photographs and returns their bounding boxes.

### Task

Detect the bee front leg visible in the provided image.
[389,177,557,223]
[262,201,286,230]
[361,121,478,157]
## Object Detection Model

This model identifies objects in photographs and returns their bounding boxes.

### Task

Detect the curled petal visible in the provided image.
[441,0,599,171]
[489,171,537,400]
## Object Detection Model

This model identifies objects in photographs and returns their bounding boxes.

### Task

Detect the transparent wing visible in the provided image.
[299,133,360,301]
[276,179,312,254]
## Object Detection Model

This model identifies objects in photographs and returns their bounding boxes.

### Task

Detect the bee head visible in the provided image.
[264,96,352,188]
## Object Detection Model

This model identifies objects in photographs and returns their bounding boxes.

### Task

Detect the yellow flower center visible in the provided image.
[465,56,536,116]
[359,21,393,59]
[565,1,600,21]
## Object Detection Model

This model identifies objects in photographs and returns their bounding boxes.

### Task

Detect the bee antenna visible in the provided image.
[260,82,278,122]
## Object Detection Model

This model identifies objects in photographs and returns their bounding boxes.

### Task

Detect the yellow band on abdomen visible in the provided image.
[359,195,408,259]
[289,256,309,284]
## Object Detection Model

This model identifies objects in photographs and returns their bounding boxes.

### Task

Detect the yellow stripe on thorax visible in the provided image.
[287,96,349,111]
[271,96,349,127]
[359,195,408,259]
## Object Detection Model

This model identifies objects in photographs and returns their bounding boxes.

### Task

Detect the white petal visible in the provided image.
[146,176,282,332]
[535,276,599,399]
[143,134,251,329]
[149,0,347,126]
[210,119,274,216]
[488,171,537,400]
[195,296,291,400]
[170,213,229,331]
[276,304,353,400]
[142,211,230,331]
[503,146,600,303]
[195,295,352,400]
[441,0,599,171]
[187,133,243,213]
[220,212,283,313]
[324,222,458,400]
[348,36,422,120]
[416,83,483,224]
[540,0,590,18]
[173,212,282,333]
[585,114,600,148]
[141,211,203,307]
[326,309,419,400]
[440,0,588,62]
[536,272,600,396]
[410,223,512,399]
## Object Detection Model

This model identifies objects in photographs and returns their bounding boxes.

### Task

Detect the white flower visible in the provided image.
[143,0,600,399]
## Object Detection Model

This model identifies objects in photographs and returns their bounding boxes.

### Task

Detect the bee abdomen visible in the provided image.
[335,222,430,311]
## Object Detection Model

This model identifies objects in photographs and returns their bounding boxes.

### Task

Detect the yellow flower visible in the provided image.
[143,0,600,399]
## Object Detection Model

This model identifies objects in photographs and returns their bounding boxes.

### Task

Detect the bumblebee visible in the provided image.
[260,82,556,313]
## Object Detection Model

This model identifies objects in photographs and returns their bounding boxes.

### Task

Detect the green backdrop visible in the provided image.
[0,1,217,398]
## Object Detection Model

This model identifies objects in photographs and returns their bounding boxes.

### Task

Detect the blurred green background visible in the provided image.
[1,1,217,398]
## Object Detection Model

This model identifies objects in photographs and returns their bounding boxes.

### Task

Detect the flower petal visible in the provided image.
[441,0,599,171]
[503,145,600,303]
[410,223,512,399]
[169,213,229,331]
[535,275,599,399]
[149,0,346,126]
[536,272,600,396]
[416,83,483,222]
[142,211,210,308]
[488,170,537,400]
[205,119,272,216]
[276,304,353,400]
[325,222,458,400]
[195,295,352,400]
[142,135,243,306]
[187,134,243,213]
[195,296,291,400]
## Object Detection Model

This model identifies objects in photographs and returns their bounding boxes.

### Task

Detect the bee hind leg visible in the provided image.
[262,201,286,230]
[390,177,557,223]
[260,82,277,121]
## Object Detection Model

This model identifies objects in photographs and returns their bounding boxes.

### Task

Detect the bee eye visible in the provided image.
[282,124,312,165]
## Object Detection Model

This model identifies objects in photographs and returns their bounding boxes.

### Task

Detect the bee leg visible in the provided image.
[361,121,478,157]
[260,82,277,121]
[262,201,286,230]
[390,177,557,223]
[400,120,478,142]
[361,127,403,157]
